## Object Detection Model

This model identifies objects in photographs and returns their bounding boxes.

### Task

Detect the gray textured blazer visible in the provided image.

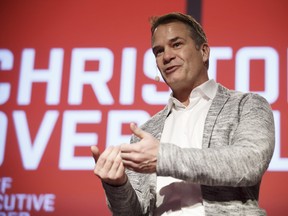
[103,84,275,216]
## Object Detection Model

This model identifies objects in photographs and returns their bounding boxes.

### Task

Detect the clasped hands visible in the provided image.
[91,123,159,186]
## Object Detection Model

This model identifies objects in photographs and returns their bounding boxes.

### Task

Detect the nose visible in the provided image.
[163,48,175,64]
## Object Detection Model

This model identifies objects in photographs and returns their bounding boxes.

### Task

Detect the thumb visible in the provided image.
[90,145,100,163]
[130,122,148,139]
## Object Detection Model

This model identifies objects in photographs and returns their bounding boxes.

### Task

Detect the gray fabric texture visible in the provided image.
[102,84,275,216]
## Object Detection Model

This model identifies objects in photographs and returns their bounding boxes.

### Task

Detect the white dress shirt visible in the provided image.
[154,79,218,216]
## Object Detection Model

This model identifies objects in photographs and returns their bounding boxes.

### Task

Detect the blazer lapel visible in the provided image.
[202,84,230,148]
[141,105,170,140]
[154,106,170,140]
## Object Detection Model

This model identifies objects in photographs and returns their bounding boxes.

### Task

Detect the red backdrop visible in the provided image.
[0,0,287,215]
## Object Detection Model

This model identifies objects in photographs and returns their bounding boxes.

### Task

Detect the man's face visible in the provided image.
[152,21,209,94]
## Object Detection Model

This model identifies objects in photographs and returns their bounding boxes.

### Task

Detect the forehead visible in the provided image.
[152,21,190,44]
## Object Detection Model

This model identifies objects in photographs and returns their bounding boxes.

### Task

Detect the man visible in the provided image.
[91,12,275,216]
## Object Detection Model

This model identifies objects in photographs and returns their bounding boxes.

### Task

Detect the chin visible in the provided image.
[167,79,183,89]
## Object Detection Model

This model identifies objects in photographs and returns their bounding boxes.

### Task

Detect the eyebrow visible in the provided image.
[152,36,183,54]
[169,36,182,43]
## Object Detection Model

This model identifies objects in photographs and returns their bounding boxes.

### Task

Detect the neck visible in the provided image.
[173,91,191,106]
[172,78,209,106]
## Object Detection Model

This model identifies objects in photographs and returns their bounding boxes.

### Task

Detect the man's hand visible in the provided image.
[91,145,127,186]
[120,123,160,173]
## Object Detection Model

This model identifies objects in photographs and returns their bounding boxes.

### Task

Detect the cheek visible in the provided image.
[184,59,194,71]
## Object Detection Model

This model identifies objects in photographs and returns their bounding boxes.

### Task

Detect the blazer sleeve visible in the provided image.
[101,178,144,216]
[157,93,275,187]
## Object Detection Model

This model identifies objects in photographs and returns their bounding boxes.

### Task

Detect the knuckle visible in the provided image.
[106,158,114,164]
[100,172,108,180]
[114,156,122,164]
[134,145,141,152]
[132,154,142,163]
[107,173,115,180]
[98,157,106,164]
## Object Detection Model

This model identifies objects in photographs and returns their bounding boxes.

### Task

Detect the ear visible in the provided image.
[201,43,210,64]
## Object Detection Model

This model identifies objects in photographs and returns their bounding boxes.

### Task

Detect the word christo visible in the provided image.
[0,47,287,171]
[0,47,281,105]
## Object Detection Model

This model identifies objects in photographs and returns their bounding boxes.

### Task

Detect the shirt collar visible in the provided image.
[167,79,218,112]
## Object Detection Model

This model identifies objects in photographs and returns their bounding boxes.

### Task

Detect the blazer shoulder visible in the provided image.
[217,83,271,106]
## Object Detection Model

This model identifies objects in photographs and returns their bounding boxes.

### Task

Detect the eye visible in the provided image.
[153,48,164,57]
[173,42,182,48]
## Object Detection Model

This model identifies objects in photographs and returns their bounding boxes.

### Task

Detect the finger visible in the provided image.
[96,146,114,168]
[102,146,121,171]
[121,151,144,163]
[122,159,139,170]
[130,122,149,139]
[108,151,122,177]
[120,143,139,153]
[91,145,100,163]
[122,159,155,173]
[107,156,127,186]
[116,161,126,178]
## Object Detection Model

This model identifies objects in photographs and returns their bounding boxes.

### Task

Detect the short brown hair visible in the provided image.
[150,12,207,49]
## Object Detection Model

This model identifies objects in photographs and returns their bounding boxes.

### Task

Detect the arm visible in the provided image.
[121,94,274,187]
[101,178,143,216]
[91,146,143,215]
[157,93,275,186]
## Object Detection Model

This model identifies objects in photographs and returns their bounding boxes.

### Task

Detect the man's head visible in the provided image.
[150,12,210,101]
